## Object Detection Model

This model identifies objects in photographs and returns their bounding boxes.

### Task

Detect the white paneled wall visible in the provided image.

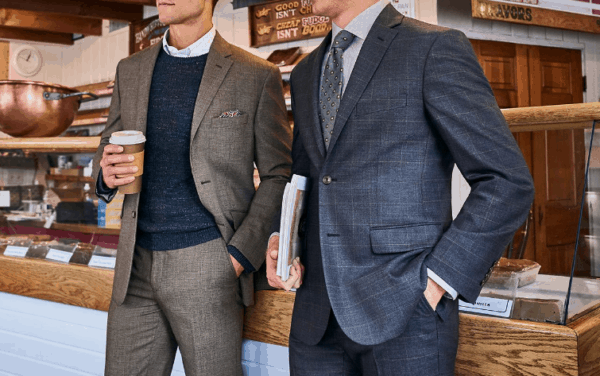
[9,23,128,87]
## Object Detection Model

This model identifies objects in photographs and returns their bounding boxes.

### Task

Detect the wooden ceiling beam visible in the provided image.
[0,9,102,36]
[0,0,144,22]
[0,26,73,45]
[100,0,155,5]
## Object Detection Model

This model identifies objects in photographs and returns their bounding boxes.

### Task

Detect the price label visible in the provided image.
[3,245,28,258]
[0,191,10,207]
[46,248,73,263]
[458,296,513,318]
[89,255,116,269]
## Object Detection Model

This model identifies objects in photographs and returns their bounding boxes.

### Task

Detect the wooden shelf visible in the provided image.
[504,102,600,132]
[5,218,120,236]
[45,174,95,183]
[73,81,114,99]
[71,108,109,127]
[0,136,100,153]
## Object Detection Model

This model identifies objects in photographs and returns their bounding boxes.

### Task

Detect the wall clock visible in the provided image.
[11,45,43,77]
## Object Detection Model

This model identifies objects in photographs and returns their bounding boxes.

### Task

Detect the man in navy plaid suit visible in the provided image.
[267,1,534,374]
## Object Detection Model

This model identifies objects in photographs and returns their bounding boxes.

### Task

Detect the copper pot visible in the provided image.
[0,80,98,137]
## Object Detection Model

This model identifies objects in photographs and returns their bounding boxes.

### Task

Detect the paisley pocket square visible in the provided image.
[218,110,244,118]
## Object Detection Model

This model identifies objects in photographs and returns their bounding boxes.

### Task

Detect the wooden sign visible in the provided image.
[249,0,332,48]
[129,15,168,55]
[472,0,600,34]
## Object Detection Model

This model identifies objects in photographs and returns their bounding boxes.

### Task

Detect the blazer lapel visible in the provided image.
[190,32,233,144]
[135,43,161,133]
[328,4,403,153]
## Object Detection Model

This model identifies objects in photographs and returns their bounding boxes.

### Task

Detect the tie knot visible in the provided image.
[332,30,355,52]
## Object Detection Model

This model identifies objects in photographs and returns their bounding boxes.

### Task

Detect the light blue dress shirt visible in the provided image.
[162,26,216,57]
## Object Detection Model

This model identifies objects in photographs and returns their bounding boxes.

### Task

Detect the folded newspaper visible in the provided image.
[277,174,308,281]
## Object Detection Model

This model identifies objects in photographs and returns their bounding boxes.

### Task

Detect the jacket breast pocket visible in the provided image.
[210,114,249,128]
[370,223,441,255]
[355,95,407,118]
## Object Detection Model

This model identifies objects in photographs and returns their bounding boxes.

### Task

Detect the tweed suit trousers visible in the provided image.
[105,238,243,376]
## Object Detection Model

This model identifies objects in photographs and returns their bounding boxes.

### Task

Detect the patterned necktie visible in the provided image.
[319,30,355,150]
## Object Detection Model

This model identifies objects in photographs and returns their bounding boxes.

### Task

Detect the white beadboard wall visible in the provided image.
[0,292,290,376]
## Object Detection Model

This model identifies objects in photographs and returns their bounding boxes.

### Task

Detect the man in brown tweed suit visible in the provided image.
[93,0,292,374]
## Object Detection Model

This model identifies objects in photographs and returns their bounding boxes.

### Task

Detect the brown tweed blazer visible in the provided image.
[93,32,292,307]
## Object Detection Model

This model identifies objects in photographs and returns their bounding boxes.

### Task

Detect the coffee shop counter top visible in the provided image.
[1,254,599,376]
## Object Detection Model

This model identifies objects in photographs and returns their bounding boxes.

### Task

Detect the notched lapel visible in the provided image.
[328,5,403,154]
[135,44,162,134]
[190,33,233,144]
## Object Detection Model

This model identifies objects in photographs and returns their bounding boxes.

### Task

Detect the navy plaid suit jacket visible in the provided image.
[288,4,534,346]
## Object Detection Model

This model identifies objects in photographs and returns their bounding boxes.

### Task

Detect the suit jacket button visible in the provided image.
[132,211,136,218]
[322,176,332,185]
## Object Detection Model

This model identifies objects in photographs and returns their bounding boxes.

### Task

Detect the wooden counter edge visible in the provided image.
[0,254,113,311]
[569,305,600,376]
[0,254,596,376]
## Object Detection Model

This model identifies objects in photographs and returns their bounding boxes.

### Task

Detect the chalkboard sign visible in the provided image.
[249,0,332,47]
[129,16,169,55]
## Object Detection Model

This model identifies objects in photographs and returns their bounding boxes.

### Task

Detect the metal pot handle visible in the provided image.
[43,91,100,103]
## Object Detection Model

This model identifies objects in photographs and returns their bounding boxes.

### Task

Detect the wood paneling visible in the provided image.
[472,40,586,276]
[0,9,102,36]
[0,254,113,311]
[0,41,8,80]
[0,25,73,45]
[0,0,144,22]
[0,136,100,153]
[571,306,600,376]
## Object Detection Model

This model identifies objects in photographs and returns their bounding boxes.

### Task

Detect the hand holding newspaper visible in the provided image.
[277,174,308,282]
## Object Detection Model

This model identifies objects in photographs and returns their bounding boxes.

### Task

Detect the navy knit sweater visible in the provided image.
[136,49,220,251]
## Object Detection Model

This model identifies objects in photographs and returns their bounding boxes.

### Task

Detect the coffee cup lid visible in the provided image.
[109,131,146,145]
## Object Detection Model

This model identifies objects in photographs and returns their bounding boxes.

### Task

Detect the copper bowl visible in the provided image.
[0,80,97,137]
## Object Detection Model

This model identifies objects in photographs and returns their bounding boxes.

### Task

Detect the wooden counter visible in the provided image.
[0,254,598,376]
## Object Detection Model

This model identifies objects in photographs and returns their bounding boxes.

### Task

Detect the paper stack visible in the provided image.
[277,174,308,281]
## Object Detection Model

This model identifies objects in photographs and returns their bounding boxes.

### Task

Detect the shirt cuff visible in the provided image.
[427,268,458,300]
[95,168,118,203]
[227,245,255,274]
[269,232,280,242]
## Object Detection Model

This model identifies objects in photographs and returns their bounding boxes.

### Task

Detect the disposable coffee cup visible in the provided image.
[109,131,146,194]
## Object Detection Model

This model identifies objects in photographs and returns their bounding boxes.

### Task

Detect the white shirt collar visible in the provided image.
[331,0,388,43]
[162,26,216,58]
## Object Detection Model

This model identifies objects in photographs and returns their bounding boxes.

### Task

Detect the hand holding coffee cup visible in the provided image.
[100,131,146,194]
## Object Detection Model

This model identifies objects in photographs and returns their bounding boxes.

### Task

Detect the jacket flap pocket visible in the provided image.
[370,223,441,254]
[356,96,407,117]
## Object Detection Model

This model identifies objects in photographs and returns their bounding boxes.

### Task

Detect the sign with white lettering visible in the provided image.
[46,248,73,263]
[391,0,415,18]
[4,246,28,258]
[249,0,332,47]
[494,0,600,16]
[458,296,514,318]
[129,16,168,55]
[472,0,600,34]
[89,255,116,269]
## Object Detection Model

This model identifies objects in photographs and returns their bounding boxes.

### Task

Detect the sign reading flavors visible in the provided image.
[391,0,416,18]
